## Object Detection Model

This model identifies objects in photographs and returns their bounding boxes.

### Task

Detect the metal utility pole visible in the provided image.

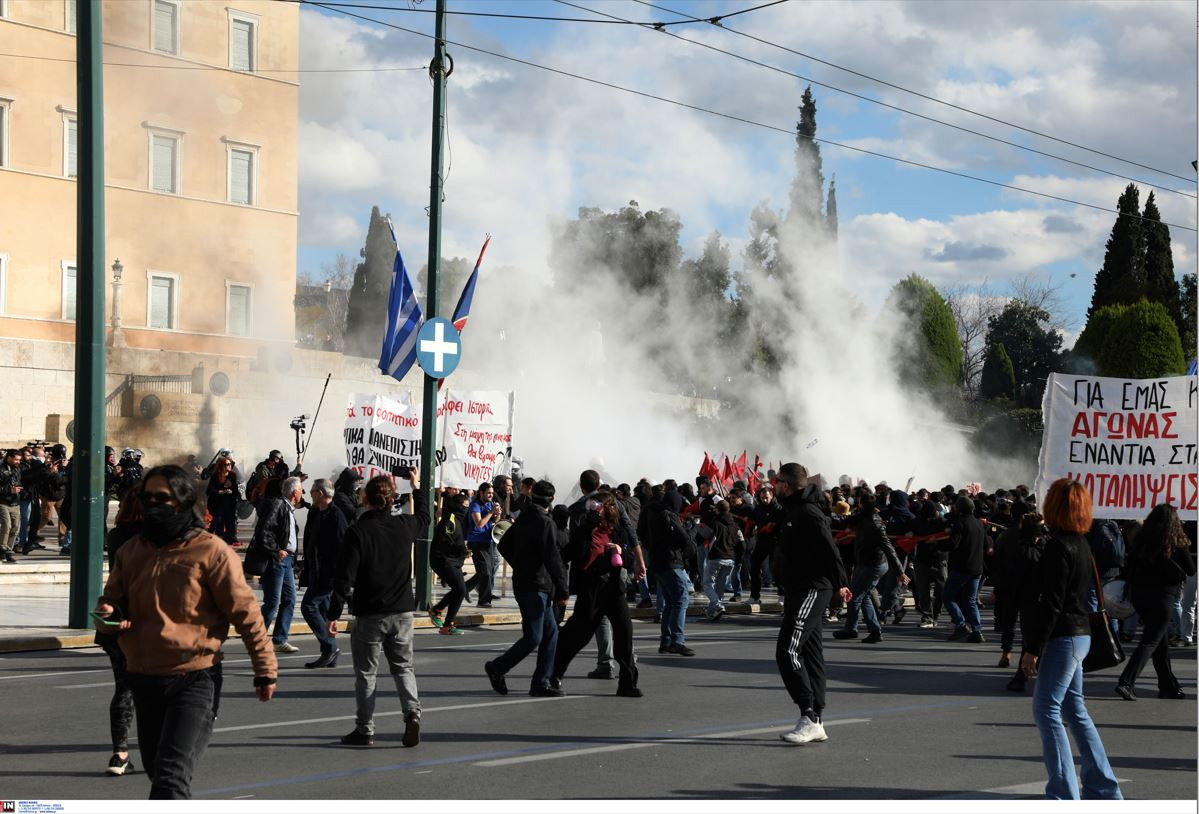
[68,0,106,629]
[415,0,448,610]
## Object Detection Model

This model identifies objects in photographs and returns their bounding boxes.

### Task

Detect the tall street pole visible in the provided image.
[415,0,448,610]
[68,0,106,628]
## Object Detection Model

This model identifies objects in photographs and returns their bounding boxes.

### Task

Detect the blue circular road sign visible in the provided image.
[416,317,463,378]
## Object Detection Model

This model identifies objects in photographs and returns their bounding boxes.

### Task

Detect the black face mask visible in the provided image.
[142,504,195,546]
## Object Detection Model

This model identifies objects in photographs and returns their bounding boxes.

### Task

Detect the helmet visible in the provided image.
[269,449,282,460]
[121,448,136,458]
[50,443,67,460]
[105,446,115,460]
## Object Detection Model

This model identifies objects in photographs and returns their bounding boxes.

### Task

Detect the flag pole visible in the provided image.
[415,0,448,611]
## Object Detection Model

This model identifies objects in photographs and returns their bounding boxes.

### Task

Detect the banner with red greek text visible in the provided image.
[344,390,514,494]
[1035,373,1198,520]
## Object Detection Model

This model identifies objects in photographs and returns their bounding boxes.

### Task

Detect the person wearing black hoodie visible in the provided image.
[701,501,744,621]
[748,484,785,604]
[833,493,906,644]
[331,467,362,524]
[878,490,916,624]
[992,500,1031,669]
[772,463,851,746]
[485,481,569,697]
[911,501,949,628]
[942,495,987,642]
[429,490,472,635]
[639,484,695,656]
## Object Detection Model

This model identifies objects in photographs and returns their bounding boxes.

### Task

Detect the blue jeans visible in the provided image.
[1032,635,1122,800]
[703,558,735,615]
[944,570,982,633]
[300,587,337,655]
[492,591,558,689]
[260,552,296,645]
[844,562,888,635]
[655,566,690,647]
[16,496,31,548]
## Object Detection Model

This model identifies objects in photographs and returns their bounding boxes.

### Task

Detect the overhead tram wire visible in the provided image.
[299,0,1196,233]
[635,0,1197,185]
[0,50,426,73]
[280,0,785,26]
[554,0,1195,201]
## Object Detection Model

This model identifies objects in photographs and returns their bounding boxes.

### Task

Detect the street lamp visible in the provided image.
[107,257,126,348]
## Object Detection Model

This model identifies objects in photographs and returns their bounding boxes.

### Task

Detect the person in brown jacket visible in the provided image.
[95,464,278,800]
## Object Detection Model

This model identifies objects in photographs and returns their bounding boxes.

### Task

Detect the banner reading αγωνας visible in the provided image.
[1035,373,1197,520]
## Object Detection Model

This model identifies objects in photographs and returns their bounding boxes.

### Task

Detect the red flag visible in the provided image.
[699,452,711,480]
[700,453,720,483]
[733,451,747,481]
[721,455,734,489]
[748,454,762,493]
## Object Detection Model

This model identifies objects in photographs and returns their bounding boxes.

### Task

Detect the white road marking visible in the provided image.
[55,681,114,689]
[13,654,314,684]
[474,717,872,767]
[938,778,1130,799]
[212,694,593,734]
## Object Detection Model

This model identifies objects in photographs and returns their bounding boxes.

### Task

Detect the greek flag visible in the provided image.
[378,219,423,382]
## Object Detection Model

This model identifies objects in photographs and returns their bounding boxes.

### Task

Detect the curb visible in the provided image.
[0,601,788,654]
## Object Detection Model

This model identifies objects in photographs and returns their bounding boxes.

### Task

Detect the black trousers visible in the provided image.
[98,638,134,753]
[126,668,218,800]
[1118,585,1181,693]
[555,575,637,689]
[995,587,1021,652]
[432,560,470,624]
[776,588,833,715]
[913,561,947,621]
[750,536,775,599]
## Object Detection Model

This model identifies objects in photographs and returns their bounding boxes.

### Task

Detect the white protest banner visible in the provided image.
[1035,373,1198,520]
[344,389,514,493]
[343,392,422,492]
[438,389,515,489]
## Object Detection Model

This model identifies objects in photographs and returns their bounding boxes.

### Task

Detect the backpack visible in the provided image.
[669,511,697,562]
[1089,520,1126,576]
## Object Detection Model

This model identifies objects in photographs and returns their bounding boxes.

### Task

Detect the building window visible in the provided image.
[64,115,77,178]
[0,100,10,168]
[227,144,256,205]
[227,283,251,336]
[149,132,180,193]
[153,0,180,55]
[0,1,7,19]
[147,272,178,330]
[62,262,77,321]
[66,0,76,33]
[229,12,257,71]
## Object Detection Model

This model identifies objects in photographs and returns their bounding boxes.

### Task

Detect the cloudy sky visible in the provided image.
[296,0,1197,335]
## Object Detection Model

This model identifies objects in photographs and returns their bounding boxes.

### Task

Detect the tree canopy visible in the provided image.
[1097,299,1186,379]
[984,300,1063,406]
[887,274,963,391]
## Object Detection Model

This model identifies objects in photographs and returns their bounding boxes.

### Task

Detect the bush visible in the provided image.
[1097,299,1186,378]
[1068,304,1128,374]
[980,342,1016,400]
[974,408,1044,460]
[886,274,963,391]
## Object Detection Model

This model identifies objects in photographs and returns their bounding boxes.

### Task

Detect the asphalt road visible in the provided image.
[0,612,1194,800]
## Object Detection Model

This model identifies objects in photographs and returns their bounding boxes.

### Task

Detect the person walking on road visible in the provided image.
[833,492,907,643]
[328,470,427,748]
[430,490,473,635]
[640,483,695,656]
[485,480,570,697]
[772,463,851,745]
[250,476,304,654]
[466,482,502,607]
[0,448,24,563]
[1019,478,1122,800]
[94,465,277,799]
[1115,503,1196,701]
[942,495,987,643]
[301,478,348,669]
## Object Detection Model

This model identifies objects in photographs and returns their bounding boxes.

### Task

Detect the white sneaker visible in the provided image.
[780,717,828,745]
[274,642,300,654]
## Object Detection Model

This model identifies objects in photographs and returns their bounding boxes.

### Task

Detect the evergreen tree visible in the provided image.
[1088,183,1145,319]
[788,86,825,226]
[1180,273,1197,358]
[985,300,1064,406]
[825,177,838,239]
[550,200,683,295]
[1097,299,1186,378]
[343,206,395,359]
[1140,192,1183,335]
[979,342,1016,400]
[1069,303,1128,374]
[886,274,963,391]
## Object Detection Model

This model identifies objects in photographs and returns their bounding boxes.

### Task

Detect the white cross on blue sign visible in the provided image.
[416,317,462,378]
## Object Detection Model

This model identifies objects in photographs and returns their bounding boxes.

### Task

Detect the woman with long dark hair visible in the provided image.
[1019,479,1121,800]
[1115,503,1196,700]
[205,456,240,545]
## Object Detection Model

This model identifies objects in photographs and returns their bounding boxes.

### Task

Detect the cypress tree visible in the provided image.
[788,86,825,226]
[825,176,838,239]
[1070,304,1128,374]
[1180,273,1197,358]
[343,206,395,359]
[1141,192,1183,336]
[980,342,1016,400]
[1088,184,1145,319]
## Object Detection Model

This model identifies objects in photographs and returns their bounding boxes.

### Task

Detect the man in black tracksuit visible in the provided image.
[772,462,850,746]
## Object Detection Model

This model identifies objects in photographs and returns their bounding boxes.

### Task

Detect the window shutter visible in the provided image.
[230,149,252,204]
[154,1,177,53]
[0,107,5,168]
[152,136,176,193]
[231,20,253,70]
[67,119,77,178]
[63,266,77,321]
[150,277,174,329]
[229,286,250,336]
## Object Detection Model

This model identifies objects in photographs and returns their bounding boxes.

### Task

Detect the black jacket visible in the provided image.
[640,497,690,571]
[303,504,348,592]
[1023,531,1095,655]
[20,458,47,500]
[332,492,357,525]
[775,484,848,592]
[993,527,1044,597]
[708,513,744,561]
[251,497,296,555]
[564,511,629,591]
[944,514,986,576]
[1126,546,1196,592]
[911,516,949,566]
[329,492,430,620]
[852,511,903,572]
[206,472,240,510]
[750,499,785,544]
[497,504,569,599]
[431,505,468,568]
[0,462,21,507]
